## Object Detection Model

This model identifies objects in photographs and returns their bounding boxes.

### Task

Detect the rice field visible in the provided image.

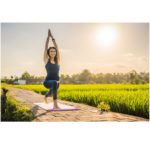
[3,83,149,118]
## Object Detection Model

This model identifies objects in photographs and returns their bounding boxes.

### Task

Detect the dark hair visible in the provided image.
[47,47,60,65]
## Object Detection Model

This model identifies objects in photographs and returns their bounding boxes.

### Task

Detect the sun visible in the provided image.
[96,26,117,47]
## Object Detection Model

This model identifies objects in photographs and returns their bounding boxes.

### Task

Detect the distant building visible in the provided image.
[14,80,26,85]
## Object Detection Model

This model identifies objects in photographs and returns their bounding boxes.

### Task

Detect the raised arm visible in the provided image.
[43,30,50,63]
[51,31,60,64]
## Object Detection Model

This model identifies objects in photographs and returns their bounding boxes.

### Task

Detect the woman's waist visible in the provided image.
[45,76,59,80]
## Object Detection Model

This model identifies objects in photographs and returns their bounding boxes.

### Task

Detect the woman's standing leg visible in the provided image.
[52,81,60,108]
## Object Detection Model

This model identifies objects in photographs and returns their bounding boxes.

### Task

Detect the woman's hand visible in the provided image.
[48,29,51,37]
[48,29,53,38]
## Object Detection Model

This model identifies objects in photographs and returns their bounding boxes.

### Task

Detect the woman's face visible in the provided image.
[49,48,56,58]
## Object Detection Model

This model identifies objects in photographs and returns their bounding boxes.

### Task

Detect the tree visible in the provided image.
[21,71,31,80]
[78,69,92,83]
[129,70,138,84]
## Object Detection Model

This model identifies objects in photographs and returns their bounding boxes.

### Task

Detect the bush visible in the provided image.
[97,101,111,112]
[1,88,33,121]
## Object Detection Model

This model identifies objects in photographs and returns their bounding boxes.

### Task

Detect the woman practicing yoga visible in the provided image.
[43,29,60,109]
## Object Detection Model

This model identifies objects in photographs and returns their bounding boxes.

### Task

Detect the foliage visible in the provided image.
[97,102,111,112]
[1,69,149,84]
[1,88,33,121]
[11,83,149,118]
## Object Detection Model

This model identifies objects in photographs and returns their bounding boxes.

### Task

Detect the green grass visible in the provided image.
[2,83,149,118]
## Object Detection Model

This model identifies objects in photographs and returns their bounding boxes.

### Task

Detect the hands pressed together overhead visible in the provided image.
[48,29,54,39]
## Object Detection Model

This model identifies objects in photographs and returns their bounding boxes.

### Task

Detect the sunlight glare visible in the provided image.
[97,26,117,47]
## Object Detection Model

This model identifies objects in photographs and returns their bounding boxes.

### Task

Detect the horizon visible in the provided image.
[1,68,149,79]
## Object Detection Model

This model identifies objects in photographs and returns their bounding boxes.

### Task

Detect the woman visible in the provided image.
[43,29,61,109]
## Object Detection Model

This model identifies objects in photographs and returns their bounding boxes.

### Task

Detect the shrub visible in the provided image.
[97,101,111,112]
[1,88,33,121]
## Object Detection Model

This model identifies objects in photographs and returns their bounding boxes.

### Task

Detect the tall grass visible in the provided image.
[7,83,149,118]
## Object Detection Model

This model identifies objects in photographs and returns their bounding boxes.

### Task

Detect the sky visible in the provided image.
[1,23,149,78]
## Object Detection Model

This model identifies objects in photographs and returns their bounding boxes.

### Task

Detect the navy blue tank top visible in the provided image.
[45,58,60,81]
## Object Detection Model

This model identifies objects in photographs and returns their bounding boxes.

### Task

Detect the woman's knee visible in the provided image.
[43,80,53,88]
[44,80,59,90]
[43,81,49,88]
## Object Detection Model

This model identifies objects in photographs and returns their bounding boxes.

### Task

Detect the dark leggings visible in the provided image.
[43,80,60,100]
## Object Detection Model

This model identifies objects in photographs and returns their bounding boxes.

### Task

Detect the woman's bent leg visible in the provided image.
[45,89,53,97]
[43,80,54,103]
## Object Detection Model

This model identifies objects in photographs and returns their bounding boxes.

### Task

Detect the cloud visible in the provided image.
[122,53,134,57]
[137,56,148,62]
[22,61,35,66]
[115,64,128,68]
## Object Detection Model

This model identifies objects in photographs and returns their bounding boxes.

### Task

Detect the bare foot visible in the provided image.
[53,105,61,109]
[53,100,61,109]
[53,103,61,109]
